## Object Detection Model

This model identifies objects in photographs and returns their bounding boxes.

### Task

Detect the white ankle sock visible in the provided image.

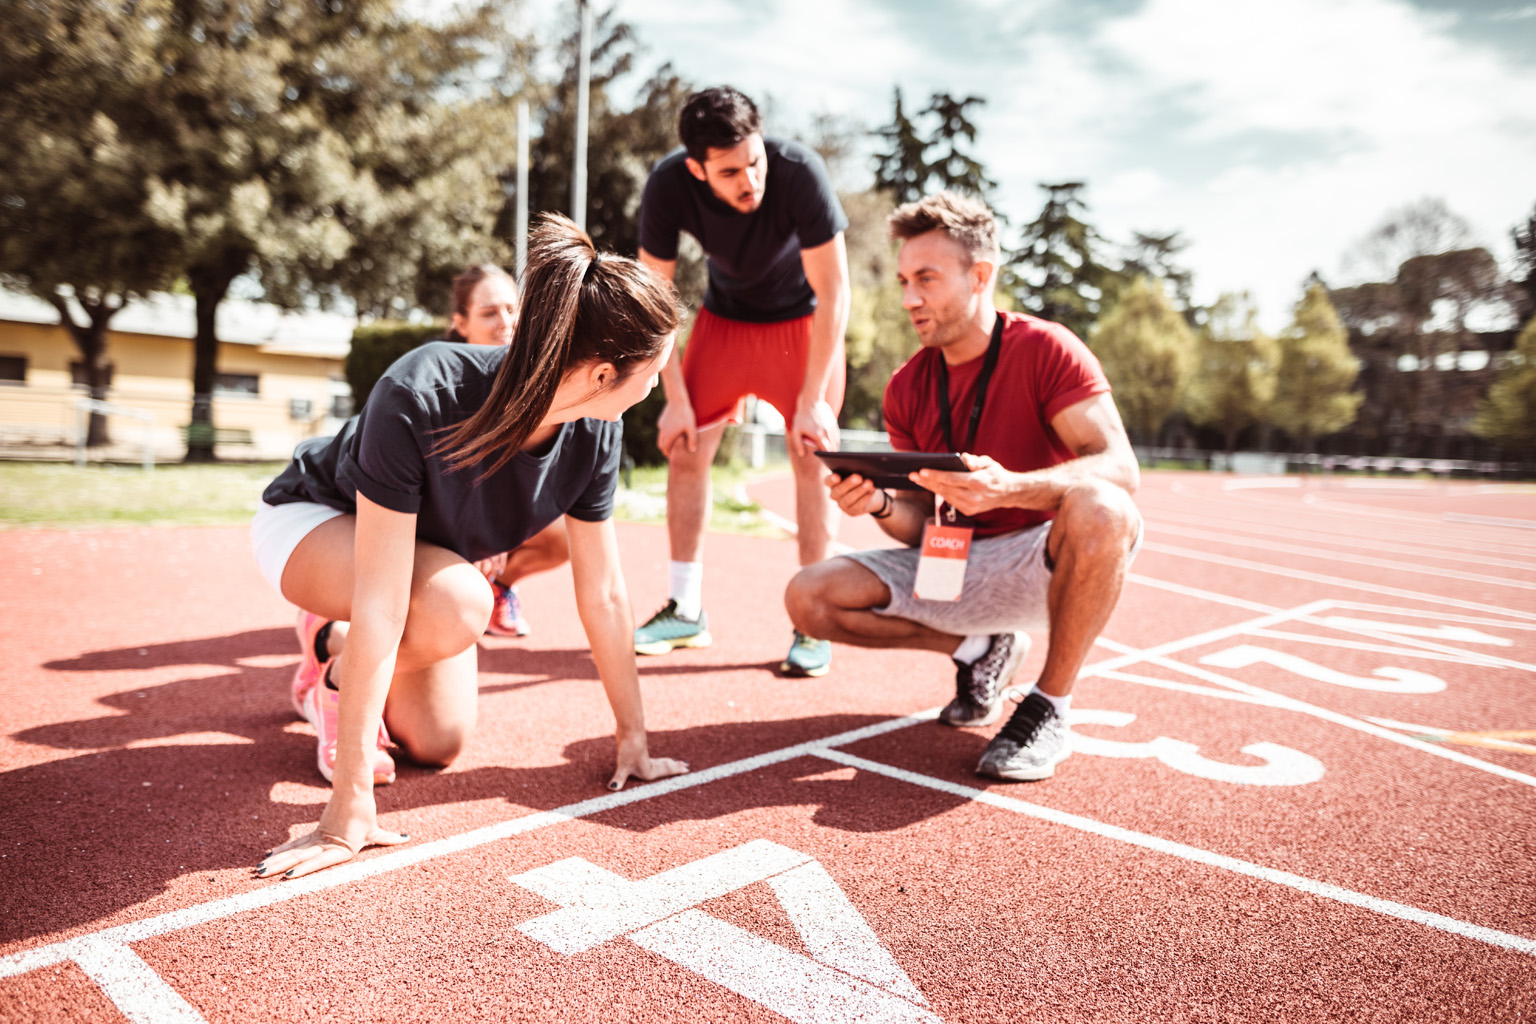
[669,560,704,620]
[952,634,990,664]
[1033,688,1072,716]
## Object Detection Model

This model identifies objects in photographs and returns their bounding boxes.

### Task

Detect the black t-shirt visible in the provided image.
[637,137,848,324]
[262,342,622,563]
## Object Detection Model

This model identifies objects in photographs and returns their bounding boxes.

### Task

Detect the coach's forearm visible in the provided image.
[1004,450,1140,510]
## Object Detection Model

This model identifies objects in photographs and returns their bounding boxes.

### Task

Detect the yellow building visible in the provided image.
[0,289,353,462]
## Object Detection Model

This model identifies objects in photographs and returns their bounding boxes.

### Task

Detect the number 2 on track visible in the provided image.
[1199,644,1447,694]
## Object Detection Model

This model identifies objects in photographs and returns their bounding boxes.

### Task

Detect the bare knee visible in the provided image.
[398,725,471,769]
[784,565,832,636]
[401,565,492,662]
[784,558,880,636]
[1057,480,1139,559]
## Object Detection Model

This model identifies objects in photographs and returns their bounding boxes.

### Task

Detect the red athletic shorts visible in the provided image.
[680,307,846,430]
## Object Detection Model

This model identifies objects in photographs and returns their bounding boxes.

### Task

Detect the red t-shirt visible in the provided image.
[883,311,1110,537]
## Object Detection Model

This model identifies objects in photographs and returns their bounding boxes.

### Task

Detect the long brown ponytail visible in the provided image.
[438,214,678,476]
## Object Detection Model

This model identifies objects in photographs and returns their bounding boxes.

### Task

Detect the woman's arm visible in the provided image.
[256,494,417,879]
[565,515,690,790]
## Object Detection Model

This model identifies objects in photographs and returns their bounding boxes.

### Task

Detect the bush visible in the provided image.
[345,321,447,410]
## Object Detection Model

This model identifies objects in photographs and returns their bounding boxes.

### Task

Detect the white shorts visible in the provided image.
[250,500,347,595]
[842,518,1142,637]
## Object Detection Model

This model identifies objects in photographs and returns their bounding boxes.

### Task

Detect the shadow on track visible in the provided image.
[4,631,982,946]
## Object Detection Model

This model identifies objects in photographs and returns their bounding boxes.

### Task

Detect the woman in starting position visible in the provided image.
[250,215,687,880]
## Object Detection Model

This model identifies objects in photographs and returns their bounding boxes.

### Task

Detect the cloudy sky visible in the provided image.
[516,0,1536,330]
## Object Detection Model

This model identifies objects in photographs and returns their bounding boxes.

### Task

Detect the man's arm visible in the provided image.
[911,392,1140,517]
[639,247,697,456]
[794,232,851,456]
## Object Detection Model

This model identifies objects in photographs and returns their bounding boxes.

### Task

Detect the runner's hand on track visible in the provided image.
[825,471,884,518]
[254,789,409,881]
[609,731,689,792]
[792,397,839,457]
[657,399,698,456]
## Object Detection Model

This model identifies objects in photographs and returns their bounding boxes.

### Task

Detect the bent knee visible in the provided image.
[784,564,836,635]
[1059,480,1140,551]
[404,568,492,659]
[398,726,471,770]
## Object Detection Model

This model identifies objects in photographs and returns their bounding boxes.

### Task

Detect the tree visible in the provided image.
[839,190,918,430]
[1271,284,1361,451]
[1088,276,1196,444]
[0,3,185,444]
[1121,231,1196,321]
[1511,205,1536,321]
[1181,292,1278,452]
[1472,314,1536,452]
[1005,182,1124,342]
[870,90,994,203]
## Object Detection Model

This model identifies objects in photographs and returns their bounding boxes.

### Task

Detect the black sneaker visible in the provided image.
[977,690,1070,781]
[938,631,1030,727]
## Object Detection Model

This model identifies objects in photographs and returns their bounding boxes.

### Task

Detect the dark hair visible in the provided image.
[439,214,679,476]
[887,191,1001,265]
[679,86,761,164]
[445,263,517,342]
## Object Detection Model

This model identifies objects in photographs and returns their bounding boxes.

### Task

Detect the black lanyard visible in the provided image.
[937,314,1004,454]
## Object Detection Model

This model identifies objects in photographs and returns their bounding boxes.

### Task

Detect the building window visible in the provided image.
[70,361,113,388]
[0,354,25,385]
[329,393,354,419]
[214,372,259,397]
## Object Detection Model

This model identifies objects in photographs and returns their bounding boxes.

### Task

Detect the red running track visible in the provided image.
[1,471,1533,1022]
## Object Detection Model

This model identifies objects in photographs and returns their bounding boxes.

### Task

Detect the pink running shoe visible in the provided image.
[485,580,530,637]
[292,611,330,719]
[302,673,397,786]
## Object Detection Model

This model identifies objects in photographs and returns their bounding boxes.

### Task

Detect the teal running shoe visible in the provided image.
[780,631,832,678]
[634,599,712,655]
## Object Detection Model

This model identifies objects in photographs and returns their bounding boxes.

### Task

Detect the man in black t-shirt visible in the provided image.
[632,86,851,679]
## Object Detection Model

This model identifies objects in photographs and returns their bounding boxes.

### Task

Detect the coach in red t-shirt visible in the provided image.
[785,191,1143,782]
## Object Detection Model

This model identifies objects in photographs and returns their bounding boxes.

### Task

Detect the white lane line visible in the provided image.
[1328,601,1536,631]
[816,749,1536,959]
[67,936,207,1024]
[1250,629,1536,673]
[1144,510,1536,570]
[1093,638,1536,788]
[1147,523,1536,591]
[1141,541,1536,621]
[1445,513,1536,531]
[1125,572,1288,615]
[0,711,938,979]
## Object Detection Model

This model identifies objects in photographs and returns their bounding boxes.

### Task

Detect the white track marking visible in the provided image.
[513,841,811,954]
[815,749,1536,958]
[1141,541,1536,620]
[67,936,207,1024]
[1326,602,1536,631]
[1125,572,1287,615]
[1093,638,1536,788]
[634,911,940,1024]
[1199,645,1447,693]
[1092,669,1290,707]
[1146,529,1536,592]
[1069,709,1326,786]
[511,843,934,1023]
[1247,630,1530,671]
[0,712,938,981]
[1445,513,1536,530]
[1141,508,1536,569]
[767,861,928,1004]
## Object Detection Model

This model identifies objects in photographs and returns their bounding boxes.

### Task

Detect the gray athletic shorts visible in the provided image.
[842,519,1141,636]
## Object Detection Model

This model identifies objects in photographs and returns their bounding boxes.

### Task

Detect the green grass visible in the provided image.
[0,458,797,534]
[0,461,288,528]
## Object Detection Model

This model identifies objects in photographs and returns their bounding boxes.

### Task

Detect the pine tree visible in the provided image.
[1005,183,1124,341]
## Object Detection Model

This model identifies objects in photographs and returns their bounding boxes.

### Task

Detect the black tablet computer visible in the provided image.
[814,450,968,490]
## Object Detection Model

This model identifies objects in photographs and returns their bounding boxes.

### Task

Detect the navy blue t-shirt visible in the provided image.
[637,137,848,324]
[262,342,622,563]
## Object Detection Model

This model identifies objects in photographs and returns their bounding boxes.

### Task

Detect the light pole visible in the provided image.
[572,0,591,231]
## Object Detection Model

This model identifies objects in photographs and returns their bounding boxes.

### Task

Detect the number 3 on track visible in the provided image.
[1200,644,1447,694]
[1069,709,1326,786]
